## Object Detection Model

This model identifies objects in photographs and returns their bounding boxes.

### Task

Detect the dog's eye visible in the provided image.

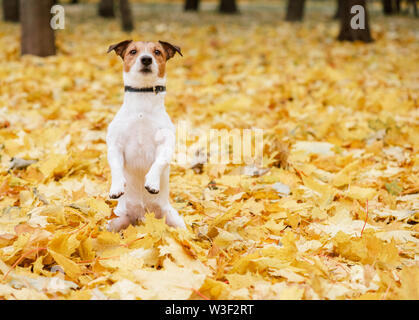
[154,49,161,56]
[129,49,137,55]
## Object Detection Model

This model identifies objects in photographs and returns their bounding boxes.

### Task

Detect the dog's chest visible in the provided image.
[121,113,159,170]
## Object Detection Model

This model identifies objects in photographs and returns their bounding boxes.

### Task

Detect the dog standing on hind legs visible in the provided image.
[106,39,186,232]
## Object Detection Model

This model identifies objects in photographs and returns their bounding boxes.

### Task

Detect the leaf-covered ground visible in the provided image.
[0,2,418,299]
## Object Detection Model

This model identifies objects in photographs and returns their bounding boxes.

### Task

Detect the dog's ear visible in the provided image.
[107,40,133,59]
[158,41,183,60]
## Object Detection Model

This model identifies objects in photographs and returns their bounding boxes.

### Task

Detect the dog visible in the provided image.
[106,40,186,232]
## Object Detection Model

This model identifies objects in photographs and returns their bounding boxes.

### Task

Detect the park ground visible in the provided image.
[0,1,418,299]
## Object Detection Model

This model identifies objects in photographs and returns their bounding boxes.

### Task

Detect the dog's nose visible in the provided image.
[141,56,152,66]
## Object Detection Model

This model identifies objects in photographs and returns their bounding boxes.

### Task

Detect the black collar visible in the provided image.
[124,85,166,94]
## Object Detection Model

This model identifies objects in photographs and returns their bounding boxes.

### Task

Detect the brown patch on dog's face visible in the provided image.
[108,40,182,78]
[147,42,167,78]
[121,41,144,73]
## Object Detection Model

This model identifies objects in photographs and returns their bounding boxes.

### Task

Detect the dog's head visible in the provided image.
[107,40,182,87]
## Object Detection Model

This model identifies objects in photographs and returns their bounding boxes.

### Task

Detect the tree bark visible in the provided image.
[382,0,393,15]
[21,0,56,57]
[98,0,115,18]
[410,0,418,16]
[333,0,344,19]
[394,0,401,13]
[338,0,373,43]
[219,0,238,13]
[285,0,306,21]
[3,0,19,22]
[185,0,200,11]
[119,0,134,31]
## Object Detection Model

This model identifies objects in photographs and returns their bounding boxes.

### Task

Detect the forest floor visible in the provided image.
[0,2,418,299]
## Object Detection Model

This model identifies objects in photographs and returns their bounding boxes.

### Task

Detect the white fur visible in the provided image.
[106,50,186,232]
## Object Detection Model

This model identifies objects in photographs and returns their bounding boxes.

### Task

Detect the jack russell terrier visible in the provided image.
[106,40,186,232]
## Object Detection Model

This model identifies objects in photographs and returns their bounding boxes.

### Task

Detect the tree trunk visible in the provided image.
[382,0,393,15]
[338,0,373,43]
[333,0,344,19]
[395,0,401,13]
[119,0,134,31]
[410,0,418,16]
[185,0,200,11]
[285,0,306,21]
[99,0,115,18]
[219,0,237,13]
[3,0,19,22]
[21,0,56,57]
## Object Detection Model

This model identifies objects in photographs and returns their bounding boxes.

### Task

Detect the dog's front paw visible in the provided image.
[145,184,159,194]
[144,175,160,194]
[109,180,126,199]
[107,215,131,232]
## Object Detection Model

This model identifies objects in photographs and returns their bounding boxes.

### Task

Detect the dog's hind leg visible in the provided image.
[107,197,139,232]
[107,214,133,232]
[164,204,186,229]
[148,201,186,229]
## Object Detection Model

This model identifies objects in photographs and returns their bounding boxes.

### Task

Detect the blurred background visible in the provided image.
[0,0,418,300]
